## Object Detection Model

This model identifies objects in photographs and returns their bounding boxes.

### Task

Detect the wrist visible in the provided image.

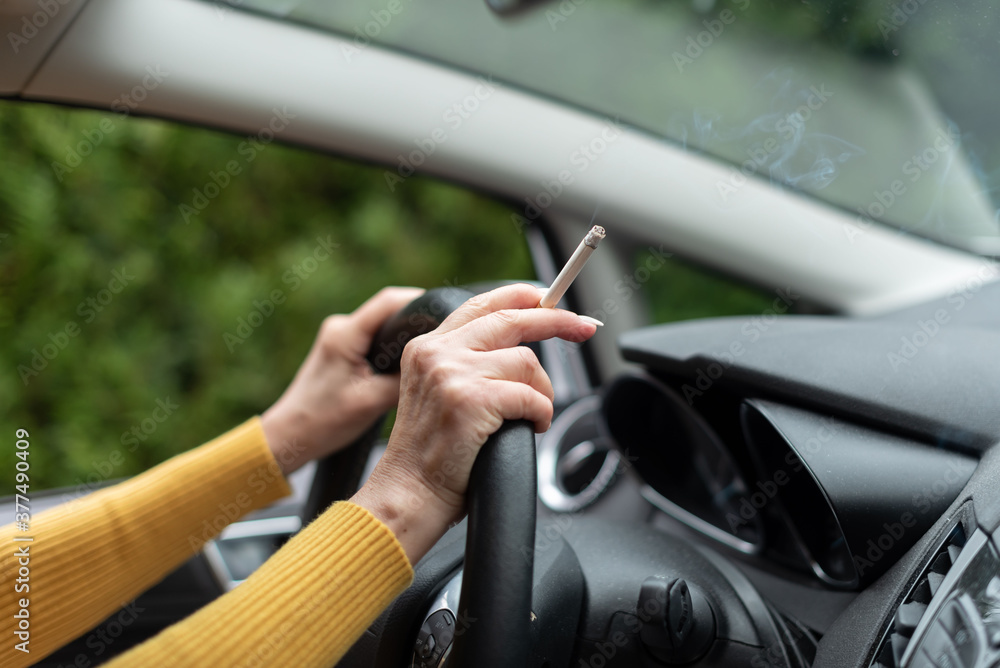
[351,468,455,566]
[260,407,308,476]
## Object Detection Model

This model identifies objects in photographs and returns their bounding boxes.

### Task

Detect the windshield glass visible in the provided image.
[230,0,1000,254]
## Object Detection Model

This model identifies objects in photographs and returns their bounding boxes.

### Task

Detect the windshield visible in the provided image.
[229,0,1000,254]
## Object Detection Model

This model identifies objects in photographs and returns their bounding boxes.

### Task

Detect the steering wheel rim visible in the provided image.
[349,287,538,668]
[447,418,536,667]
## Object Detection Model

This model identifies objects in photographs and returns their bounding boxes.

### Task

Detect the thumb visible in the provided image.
[351,287,427,340]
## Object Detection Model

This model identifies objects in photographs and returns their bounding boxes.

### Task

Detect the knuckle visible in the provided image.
[400,349,423,377]
[438,376,470,407]
[492,308,519,326]
[515,345,539,368]
[402,336,436,368]
[321,314,347,335]
[467,292,488,308]
[541,394,554,418]
[318,315,348,355]
[425,359,451,385]
[531,390,554,423]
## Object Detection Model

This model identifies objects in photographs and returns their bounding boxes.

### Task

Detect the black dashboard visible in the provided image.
[529,282,1000,668]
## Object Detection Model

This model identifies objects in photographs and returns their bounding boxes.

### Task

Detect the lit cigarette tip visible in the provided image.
[539,225,607,309]
[584,225,606,248]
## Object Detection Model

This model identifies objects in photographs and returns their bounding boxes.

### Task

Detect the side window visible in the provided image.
[0,101,533,492]
[630,246,778,323]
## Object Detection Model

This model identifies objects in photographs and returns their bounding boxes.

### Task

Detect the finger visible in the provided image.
[456,306,596,352]
[362,371,402,412]
[350,286,427,339]
[435,283,543,334]
[489,380,555,433]
[478,347,554,403]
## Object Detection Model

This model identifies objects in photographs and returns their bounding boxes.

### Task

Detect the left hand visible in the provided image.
[260,286,426,475]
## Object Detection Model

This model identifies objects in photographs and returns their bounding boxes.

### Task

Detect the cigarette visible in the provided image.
[539,225,606,309]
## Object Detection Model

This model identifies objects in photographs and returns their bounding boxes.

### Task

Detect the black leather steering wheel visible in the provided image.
[314,287,537,668]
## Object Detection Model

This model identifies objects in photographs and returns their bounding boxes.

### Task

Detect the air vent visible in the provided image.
[870,522,968,668]
[538,395,621,512]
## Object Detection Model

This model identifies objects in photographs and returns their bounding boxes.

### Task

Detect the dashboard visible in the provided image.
[526,282,1000,668]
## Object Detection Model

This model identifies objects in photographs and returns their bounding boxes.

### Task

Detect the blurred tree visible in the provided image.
[0,101,533,491]
[0,99,771,493]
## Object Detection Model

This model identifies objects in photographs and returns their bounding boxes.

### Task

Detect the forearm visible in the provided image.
[103,502,413,668]
[0,418,291,668]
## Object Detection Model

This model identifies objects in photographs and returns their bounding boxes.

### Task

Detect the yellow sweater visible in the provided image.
[0,418,414,667]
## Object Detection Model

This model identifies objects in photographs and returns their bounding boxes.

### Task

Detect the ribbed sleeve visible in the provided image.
[104,501,414,667]
[0,418,292,668]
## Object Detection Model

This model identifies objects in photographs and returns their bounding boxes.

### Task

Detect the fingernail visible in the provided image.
[578,315,604,327]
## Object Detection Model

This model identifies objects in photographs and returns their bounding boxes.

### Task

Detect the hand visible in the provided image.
[351,283,598,564]
[261,286,426,476]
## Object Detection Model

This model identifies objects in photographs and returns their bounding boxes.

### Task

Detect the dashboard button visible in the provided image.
[418,634,436,659]
[414,609,456,668]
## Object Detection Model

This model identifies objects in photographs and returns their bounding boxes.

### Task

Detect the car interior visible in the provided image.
[4,0,1000,667]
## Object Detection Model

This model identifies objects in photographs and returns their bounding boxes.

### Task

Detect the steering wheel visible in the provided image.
[312,287,537,668]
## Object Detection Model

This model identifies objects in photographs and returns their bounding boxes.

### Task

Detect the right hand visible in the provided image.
[351,283,598,564]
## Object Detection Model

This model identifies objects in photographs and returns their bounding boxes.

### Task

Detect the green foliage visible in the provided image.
[0,100,767,494]
[634,248,774,324]
[0,100,532,491]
